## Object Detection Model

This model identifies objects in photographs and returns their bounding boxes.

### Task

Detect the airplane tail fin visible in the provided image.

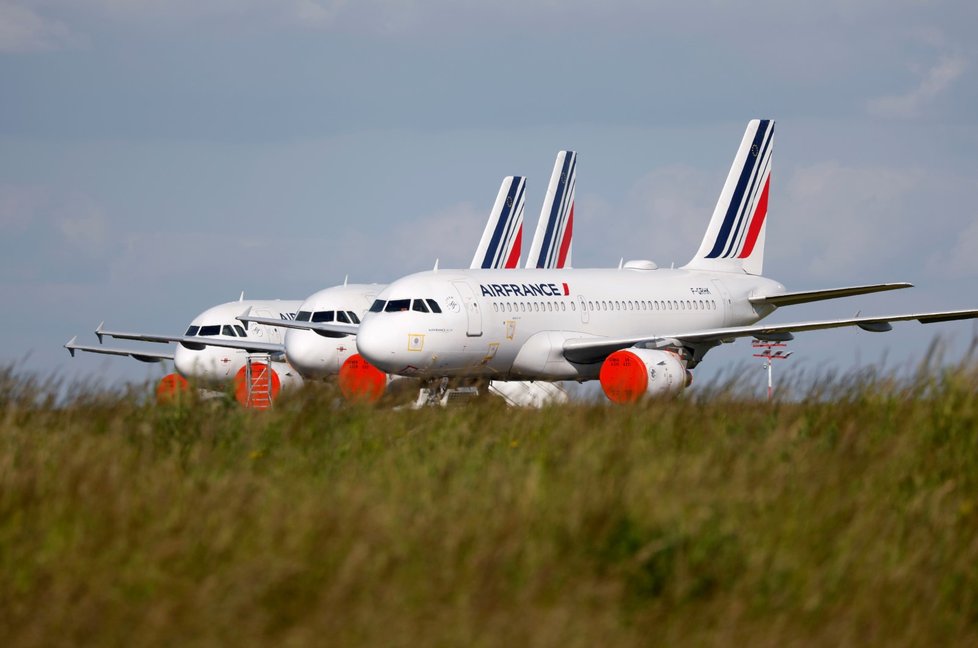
[471,176,526,269]
[684,119,774,275]
[526,150,576,268]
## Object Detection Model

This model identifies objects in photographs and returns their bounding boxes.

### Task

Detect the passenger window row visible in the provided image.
[493,301,573,313]
[489,298,719,315]
[583,299,717,312]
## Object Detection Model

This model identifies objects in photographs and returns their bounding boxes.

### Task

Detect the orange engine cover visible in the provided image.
[234,363,281,409]
[338,353,387,403]
[599,349,689,404]
[156,373,190,404]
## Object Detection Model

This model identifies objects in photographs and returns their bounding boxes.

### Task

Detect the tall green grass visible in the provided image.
[2,363,978,646]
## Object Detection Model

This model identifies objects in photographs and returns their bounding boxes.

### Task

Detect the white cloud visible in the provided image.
[0,2,73,52]
[769,162,957,280]
[868,55,967,118]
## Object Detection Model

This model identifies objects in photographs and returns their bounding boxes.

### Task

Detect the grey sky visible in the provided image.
[2,0,977,392]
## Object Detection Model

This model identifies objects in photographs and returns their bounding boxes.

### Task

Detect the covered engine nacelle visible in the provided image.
[156,373,190,404]
[599,348,691,404]
[338,353,389,404]
[233,361,302,409]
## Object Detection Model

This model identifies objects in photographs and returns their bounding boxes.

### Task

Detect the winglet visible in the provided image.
[65,336,77,357]
[95,322,105,344]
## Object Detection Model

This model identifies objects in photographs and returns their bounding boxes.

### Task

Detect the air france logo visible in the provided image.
[480,282,570,298]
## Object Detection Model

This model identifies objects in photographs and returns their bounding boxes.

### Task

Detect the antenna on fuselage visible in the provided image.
[618,258,623,269]
[433,258,440,272]
[344,274,348,286]
[239,291,245,302]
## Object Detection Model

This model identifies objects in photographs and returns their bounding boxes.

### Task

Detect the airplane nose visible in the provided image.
[356,316,398,372]
[284,329,336,380]
[173,344,195,379]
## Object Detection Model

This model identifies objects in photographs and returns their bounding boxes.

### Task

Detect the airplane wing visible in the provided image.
[65,337,173,363]
[96,325,286,354]
[94,322,179,345]
[237,311,359,338]
[183,337,285,354]
[749,282,913,307]
[562,308,978,364]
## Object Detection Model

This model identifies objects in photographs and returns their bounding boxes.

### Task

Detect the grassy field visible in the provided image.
[3,364,978,647]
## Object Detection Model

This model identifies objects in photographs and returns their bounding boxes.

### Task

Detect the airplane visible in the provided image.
[272,174,529,382]
[240,156,578,405]
[64,174,528,404]
[348,119,978,403]
[65,296,304,404]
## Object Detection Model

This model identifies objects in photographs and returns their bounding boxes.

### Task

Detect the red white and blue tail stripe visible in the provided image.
[526,150,576,269]
[471,176,525,270]
[686,120,774,276]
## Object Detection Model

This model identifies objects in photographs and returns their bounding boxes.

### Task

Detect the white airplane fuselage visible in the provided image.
[175,299,301,385]
[357,266,784,381]
[284,284,380,379]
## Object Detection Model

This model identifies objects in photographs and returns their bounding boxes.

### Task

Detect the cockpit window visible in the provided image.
[234,325,247,337]
[369,300,385,313]
[312,310,334,323]
[222,325,236,337]
[336,311,350,323]
[198,325,221,336]
[348,311,360,324]
[412,299,429,313]
[185,325,199,336]
[296,311,312,322]
[426,299,442,313]
[385,299,411,312]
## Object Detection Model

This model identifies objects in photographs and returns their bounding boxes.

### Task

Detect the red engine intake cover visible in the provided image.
[234,363,281,410]
[599,350,649,404]
[338,354,387,403]
[156,373,189,404]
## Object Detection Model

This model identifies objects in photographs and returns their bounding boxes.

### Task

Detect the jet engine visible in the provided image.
[599,348,691,404]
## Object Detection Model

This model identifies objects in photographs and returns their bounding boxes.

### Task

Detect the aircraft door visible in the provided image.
[452,281,483,337]
[578,295,589,324]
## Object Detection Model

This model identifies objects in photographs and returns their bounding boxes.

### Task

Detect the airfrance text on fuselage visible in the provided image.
[480,283,570,298]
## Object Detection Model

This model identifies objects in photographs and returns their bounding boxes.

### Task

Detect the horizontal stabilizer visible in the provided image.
[65,337,173,363]
[750,282,913,307]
